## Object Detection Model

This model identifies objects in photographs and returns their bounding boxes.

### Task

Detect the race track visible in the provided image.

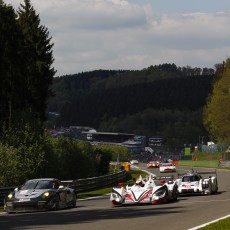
[1,165,229,230]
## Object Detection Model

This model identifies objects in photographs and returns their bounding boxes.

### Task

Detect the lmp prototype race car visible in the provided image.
[175,170,218,195]
[4,178,77,213]
[159,163,176,173]
[110,175,178,206]
[147,161,160,168]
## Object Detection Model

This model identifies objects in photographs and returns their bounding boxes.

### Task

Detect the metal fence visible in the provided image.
[220,161,230,168]
[0,170,127,206]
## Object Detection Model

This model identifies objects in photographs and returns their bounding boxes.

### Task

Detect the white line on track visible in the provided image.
[180,198,230,204]
[187,214,230,230]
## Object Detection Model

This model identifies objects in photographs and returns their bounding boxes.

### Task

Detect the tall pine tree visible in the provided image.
[0,1,23,129]
[17,0,56,123]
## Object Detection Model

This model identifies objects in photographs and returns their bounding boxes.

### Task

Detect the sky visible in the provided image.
[4,0,230,77]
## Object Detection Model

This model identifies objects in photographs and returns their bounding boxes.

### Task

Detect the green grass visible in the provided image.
[193,152,222,161]
[198,217,230,230]
[179,160,220,168]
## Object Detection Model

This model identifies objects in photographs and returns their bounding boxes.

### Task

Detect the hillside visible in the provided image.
[46,63,215,150]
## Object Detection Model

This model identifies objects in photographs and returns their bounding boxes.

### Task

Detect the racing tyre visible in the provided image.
[71,193,77,208]
[151,200,158,205]
[172,190,178,201]
[54,195,60,210]
[207,182,213,195]
[112,201,122,207]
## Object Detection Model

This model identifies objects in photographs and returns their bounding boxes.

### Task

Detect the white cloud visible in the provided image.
[4,0,230,76]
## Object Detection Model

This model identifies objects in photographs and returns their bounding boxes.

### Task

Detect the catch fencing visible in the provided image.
[0,170,127,206]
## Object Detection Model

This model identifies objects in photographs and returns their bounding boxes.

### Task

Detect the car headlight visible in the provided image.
[154,189,166,197]
[42,192,50,199]
[7,193,13,199]
[111,193,119,199]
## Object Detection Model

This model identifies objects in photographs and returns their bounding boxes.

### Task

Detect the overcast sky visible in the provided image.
[4,0,230,76]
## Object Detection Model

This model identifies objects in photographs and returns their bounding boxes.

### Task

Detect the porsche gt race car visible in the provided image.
[110,175,178,206]
[159,163,176,173]
[147,161,160,168]
[4,178,77,213]
[175,170,218,195]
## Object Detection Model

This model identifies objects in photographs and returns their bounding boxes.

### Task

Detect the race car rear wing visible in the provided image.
[177,169,217,178]
[154,175,174,181]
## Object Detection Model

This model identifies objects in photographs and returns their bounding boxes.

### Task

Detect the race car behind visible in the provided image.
[175,169,218,195]
[147,161,160,168]
[159,163,176,173]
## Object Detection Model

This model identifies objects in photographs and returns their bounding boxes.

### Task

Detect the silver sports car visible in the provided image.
[4,178,76,213]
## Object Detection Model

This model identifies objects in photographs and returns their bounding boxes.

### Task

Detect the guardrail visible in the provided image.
[219,161,230,168]
[0,170,127,206]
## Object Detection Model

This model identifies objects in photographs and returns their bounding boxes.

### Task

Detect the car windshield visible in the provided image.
[182,175,199,182]
[20,180,56,190]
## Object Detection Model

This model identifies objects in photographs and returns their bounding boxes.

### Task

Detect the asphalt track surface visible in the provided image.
[0,164,229,230]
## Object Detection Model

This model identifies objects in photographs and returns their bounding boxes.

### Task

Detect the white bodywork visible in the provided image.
[159,163,176,173]
[110,175,178,206]
[130,160,139,165]
[176,170,218,195]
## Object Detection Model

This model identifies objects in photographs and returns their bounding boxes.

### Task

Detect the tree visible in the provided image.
[17,0,56,123]
[0,0,57,186]
[0,1,23,129]
[0,143,20,186]
[203,59,230,142]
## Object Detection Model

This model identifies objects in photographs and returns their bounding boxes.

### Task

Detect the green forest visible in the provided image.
[1,0,230,187]
[47,64,216,150]
[0,0,123,186]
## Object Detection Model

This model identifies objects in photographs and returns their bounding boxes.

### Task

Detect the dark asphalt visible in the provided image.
[0,165,229,230]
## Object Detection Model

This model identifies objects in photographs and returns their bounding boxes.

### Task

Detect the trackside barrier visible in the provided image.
[219,160,230,168]
[0,170,127,206]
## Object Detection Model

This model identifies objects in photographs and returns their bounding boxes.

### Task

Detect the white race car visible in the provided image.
[130,160,139,165]
[159,163,176,173]
[110,175,178,206]
[176,170,218,195]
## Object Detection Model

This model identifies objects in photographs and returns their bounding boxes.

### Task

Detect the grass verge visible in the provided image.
[198,217,230,230]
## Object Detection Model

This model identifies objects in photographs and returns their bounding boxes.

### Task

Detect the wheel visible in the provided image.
[151,200,158,205]
[71,193,77,208]
[171,189,178,201]
[54,194,60,210]
[112,200,122,207]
